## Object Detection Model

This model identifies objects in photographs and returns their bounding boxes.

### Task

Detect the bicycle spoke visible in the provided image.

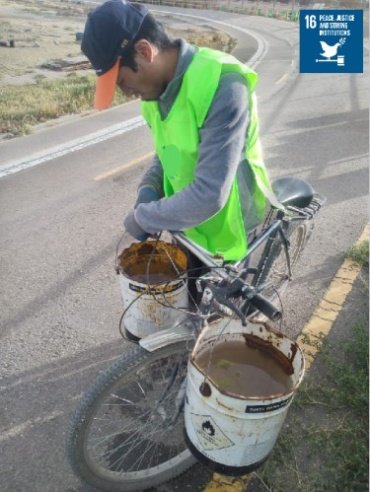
[89,425,138,452]
[89,379,184,466]
[130,437,161,472]
[102,423,168,471]
[136,382,146,397]
[96,423,151,465]
[89,409,152,449]
[110,393,136,405]
[112,431,159,472]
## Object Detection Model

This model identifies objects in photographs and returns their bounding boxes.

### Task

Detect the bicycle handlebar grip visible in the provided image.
[250,294,282,322]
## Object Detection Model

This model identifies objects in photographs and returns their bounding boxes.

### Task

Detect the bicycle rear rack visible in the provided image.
[286,193,326,221]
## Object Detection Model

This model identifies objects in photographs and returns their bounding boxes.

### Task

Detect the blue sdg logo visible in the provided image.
[300,10,363,73]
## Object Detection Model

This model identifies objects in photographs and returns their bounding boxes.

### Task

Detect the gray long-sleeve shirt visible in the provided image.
[134,39,256,234]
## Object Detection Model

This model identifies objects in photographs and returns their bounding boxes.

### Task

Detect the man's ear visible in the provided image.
[134,39,157,62]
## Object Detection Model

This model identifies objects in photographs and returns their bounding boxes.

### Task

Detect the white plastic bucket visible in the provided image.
[184,319,305,475]
[117,241,189,338]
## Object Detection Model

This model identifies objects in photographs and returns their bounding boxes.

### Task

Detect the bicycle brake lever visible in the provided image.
[206,283,247,326]
[221,298,247,326]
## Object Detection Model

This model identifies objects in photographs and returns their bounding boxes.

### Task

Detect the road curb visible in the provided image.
[298,224,369,370]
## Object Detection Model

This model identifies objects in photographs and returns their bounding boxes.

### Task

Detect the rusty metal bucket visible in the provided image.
[117,240,189,338]
[184,319,305,475]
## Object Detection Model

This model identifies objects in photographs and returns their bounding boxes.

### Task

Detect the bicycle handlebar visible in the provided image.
[248,293,282,322]
[205,279,282,324]
[172,231,282,323]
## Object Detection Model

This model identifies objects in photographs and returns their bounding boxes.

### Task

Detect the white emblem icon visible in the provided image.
[316,37,346,66]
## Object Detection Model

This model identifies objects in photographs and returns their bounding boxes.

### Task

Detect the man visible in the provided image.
[82,0,271,263]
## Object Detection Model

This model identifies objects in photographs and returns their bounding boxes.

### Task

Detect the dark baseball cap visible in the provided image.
[82,0,149,110]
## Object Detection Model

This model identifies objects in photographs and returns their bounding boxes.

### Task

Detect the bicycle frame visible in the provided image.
[139,212,290,352]
[138,190,325,353]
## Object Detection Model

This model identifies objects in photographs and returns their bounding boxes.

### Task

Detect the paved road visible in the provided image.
[0,5,368,492]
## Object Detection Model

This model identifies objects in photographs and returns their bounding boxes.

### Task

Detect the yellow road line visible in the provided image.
[298,224,368,369]
[203,225,368,491]
[94,151,154,181]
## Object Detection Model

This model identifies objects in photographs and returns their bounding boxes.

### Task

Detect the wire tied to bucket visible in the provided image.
[199,317,234,394]
[116,234,201,339]
[114,231,163,274]
[115,232,127,274]
[195,280,286,395]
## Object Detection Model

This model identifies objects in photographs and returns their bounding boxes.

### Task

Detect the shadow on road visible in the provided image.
[0,339,129,491]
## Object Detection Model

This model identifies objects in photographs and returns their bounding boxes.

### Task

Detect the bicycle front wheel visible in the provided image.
[67,342,196,492]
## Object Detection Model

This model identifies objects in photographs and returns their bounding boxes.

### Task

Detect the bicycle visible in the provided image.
[66,175,324,492]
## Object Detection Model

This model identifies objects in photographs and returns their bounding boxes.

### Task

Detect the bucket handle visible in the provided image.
[114,231,164,274]
[115,232,128,274]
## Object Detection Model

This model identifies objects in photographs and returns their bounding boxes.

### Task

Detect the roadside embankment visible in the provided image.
[248,237,369,492]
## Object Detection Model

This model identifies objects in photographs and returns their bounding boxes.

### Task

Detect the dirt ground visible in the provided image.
[0,0,235,86]
[0,0,89,84]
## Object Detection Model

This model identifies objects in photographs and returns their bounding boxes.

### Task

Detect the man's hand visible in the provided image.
[124,211,150,241]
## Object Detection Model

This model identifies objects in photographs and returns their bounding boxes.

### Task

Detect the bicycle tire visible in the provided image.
[254,220,313,294]
[67,342,196,492]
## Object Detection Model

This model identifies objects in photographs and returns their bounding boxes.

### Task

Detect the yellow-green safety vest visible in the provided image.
[141,47,270,261]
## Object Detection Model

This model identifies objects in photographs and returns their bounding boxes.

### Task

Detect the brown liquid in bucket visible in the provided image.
[194,339,294,398]
[118,241,187,285]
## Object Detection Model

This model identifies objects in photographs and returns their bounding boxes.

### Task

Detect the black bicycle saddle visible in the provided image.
[272,176,314,208]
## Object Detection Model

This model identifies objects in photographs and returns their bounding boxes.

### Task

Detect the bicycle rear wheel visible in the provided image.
[67,342,196,492]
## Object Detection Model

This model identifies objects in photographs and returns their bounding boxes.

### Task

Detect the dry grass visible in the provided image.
[257,322,369,491]
[0,0,236,137]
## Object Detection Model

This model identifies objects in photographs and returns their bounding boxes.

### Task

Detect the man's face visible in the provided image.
[116,43,164,101]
